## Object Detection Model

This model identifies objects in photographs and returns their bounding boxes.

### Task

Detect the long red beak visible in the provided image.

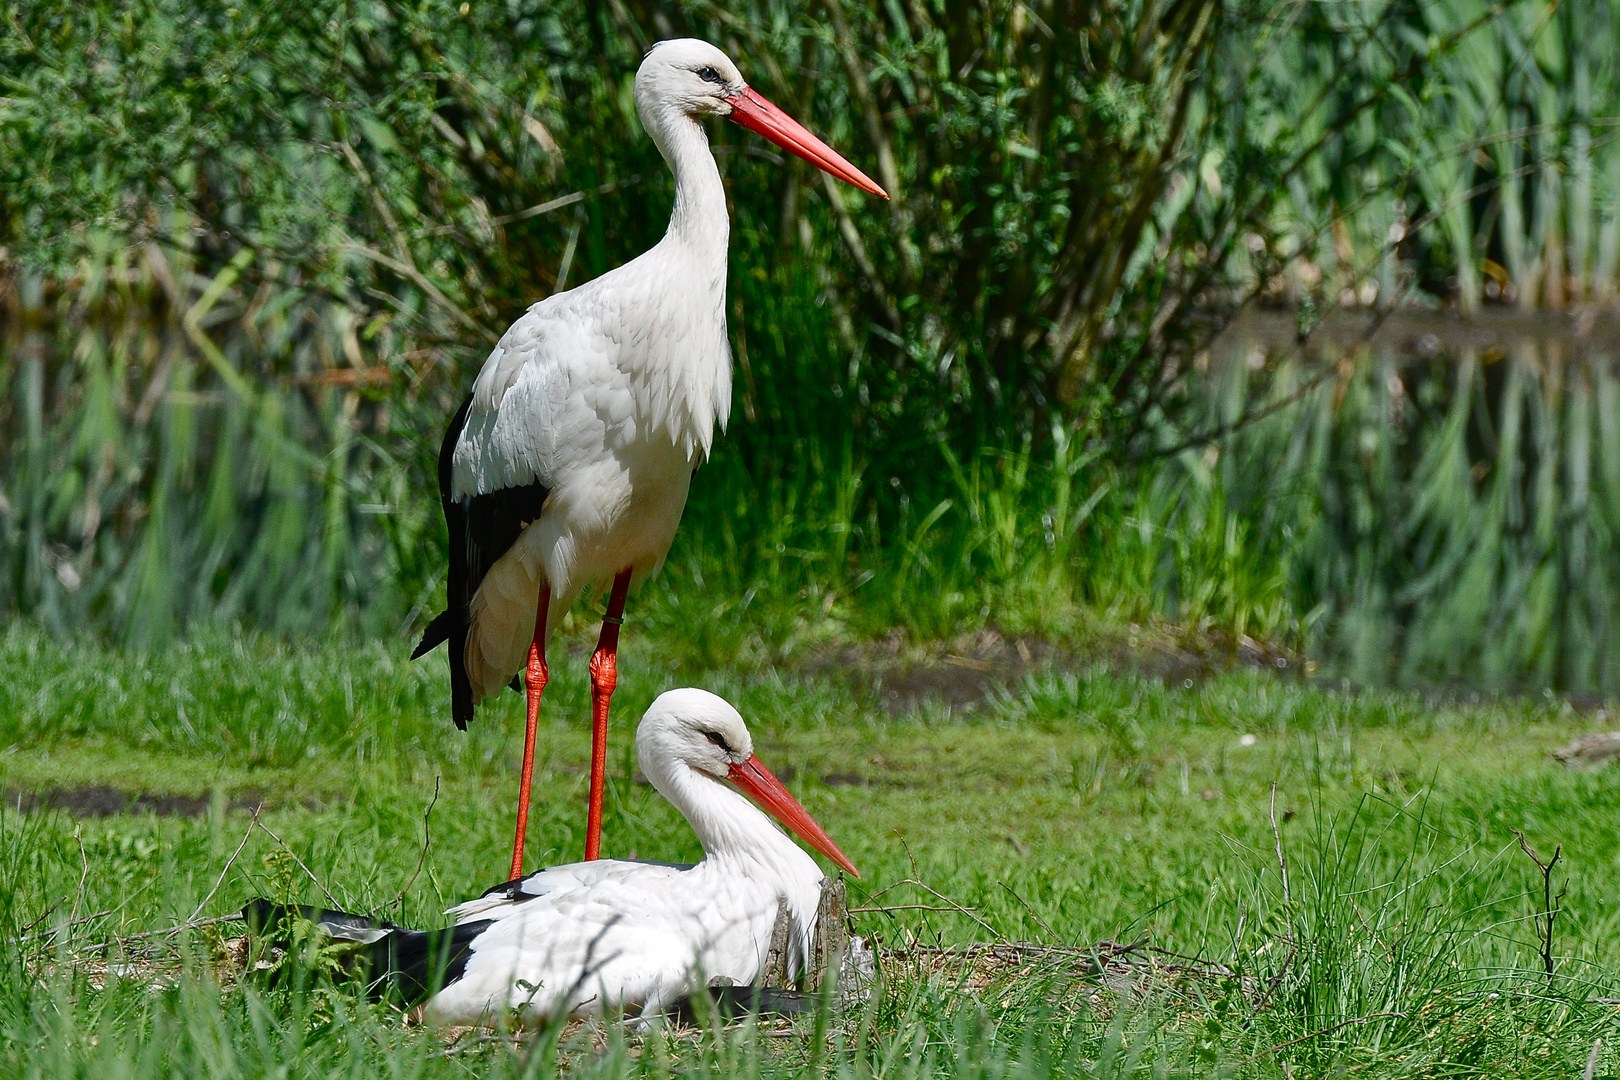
[728,755,861,877]
[726,88,888,200]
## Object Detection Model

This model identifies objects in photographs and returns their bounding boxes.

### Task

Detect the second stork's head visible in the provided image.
[636,687,860,877]
[635,38,887,199]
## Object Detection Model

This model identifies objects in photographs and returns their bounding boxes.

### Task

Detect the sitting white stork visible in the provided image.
[411,39,886,879]
[249,689,860,1024]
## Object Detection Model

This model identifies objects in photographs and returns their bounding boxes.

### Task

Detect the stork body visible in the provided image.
[251,690,859,1024]
[444,137,731,709]
[430,690,856,1023]
[413,38,885,879]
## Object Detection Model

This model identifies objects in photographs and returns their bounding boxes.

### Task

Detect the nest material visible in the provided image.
[1554,732,1620,769]
[877,938,1254,1000]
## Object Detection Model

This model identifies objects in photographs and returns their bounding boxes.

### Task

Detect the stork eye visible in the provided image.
[704,730,734,754]
[697,66,724,85]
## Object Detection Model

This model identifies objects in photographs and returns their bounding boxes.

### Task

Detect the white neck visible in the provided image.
[650,758,818,879]
[642,104,730,261]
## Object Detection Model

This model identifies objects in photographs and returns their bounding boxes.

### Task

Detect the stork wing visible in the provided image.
[430,860,772,1023]
[446,859,694,923]
[412,391,549,728]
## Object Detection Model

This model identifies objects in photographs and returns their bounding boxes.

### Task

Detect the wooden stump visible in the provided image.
[759,877,856,992]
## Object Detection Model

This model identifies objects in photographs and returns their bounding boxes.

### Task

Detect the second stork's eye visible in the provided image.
[705,730,734,753]
[697,66,724,85]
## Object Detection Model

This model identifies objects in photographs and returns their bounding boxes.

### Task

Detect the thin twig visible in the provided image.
[69,823,89,926]
[897,833,922,882]
[83,913,243,953]
[857,879,1003,941]
[17,896,67,938]
[439,1033,529,1057]
[255,821,341,909]
[336,139,417,281]
[189,803,264,923]
[1512,830,1565,984]
[997,881,1060,942]
[881,937,1242,983]
[487,175,644,226]
[1270,784,1291,907]
[340,242,493,341]
[388,779,439,912]
[13,909,114,945]
[1585,1038,1602,1080]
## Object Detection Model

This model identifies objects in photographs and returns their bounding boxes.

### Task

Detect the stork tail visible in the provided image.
[242,900,492,1004]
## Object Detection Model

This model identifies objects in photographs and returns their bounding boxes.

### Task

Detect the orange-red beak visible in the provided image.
[728,754,861,877]
[725,88,888,200]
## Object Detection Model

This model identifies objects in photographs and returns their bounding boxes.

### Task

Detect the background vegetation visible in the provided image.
[2,0,1619,681]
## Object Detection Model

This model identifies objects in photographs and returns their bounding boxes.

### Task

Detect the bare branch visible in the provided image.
[188,803,264,923]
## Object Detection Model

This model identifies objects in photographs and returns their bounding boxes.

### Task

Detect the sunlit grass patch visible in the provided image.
[2,633,1619,1074]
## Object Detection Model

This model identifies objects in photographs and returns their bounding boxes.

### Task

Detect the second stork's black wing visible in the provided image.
[243,900,494,1004]
[412,394,549,729]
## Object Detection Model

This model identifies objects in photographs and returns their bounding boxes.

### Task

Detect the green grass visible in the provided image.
[3,624,1620,1076]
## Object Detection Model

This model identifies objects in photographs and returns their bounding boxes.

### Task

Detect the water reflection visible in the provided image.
[1201,311,1620,695]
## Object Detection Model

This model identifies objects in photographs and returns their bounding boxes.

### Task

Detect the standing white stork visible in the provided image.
[411,39,887,880]
[249,689,860,1024]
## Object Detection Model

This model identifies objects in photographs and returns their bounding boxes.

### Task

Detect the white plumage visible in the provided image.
[423,689,859,1024]
[412,38,885,875]
[453,41,738,701]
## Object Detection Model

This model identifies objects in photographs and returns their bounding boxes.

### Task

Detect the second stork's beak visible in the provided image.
[725,87,888,200]
[728,754,861,877]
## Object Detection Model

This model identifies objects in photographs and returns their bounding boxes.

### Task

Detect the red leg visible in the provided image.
[585,569,633,861]
[510,585,552,881]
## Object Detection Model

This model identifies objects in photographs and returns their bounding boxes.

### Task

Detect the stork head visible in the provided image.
[636,39,747,121]
[636,39,888,199]
[637,688,860,877]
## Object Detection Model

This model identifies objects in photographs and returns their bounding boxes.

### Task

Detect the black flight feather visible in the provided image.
[242,900,493,1004]
[412,393,551,730]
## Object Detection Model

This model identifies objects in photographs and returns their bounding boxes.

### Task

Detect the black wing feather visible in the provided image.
[242,900,493,1004]
[412,394,550,730]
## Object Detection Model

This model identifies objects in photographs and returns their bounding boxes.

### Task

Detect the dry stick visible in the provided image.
[1252,792,1304,1012]
[997,881,1061,943]
[17,896,68,938]
[896,833,923,882]
[188,803,264,923]
[1512,830,1566,984]
[255,820,341,909]
[340,242,492,342]
[27,875,159,950]
[336,139,416,277]
[16,909,114,945]
[69,824,90,927]
[388,778,440,912]
[439,1034,528,1058]
[1270,784,1291,907]
[1586,1039,1603,1080]
[84,913,243,954]
[487,176,644,227]
[860,879,1003,941]
[881,939,1242,985]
